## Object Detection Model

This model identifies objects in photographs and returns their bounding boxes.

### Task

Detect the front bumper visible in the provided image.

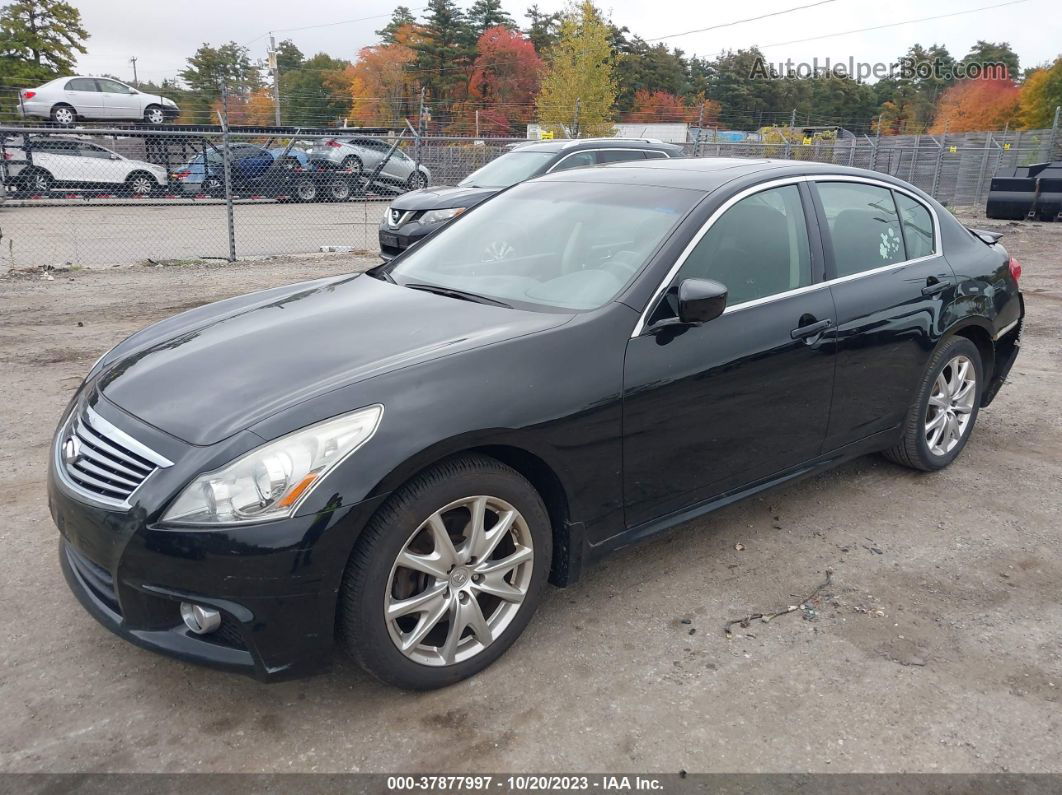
[378,220,441,260]
[50,453,386,681]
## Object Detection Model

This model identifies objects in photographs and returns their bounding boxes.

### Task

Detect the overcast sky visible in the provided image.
[73,0,1061,86]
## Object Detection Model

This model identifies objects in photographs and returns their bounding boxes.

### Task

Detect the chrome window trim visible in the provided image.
[546,148,671,173]
[630,173,942,337]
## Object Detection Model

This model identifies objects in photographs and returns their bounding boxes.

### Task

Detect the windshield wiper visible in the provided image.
[403,282,512,308]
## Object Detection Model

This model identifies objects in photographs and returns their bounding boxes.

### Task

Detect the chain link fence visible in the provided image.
[1,123,1059,269]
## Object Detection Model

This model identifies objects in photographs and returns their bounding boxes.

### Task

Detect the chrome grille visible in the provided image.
[58,405,172,506]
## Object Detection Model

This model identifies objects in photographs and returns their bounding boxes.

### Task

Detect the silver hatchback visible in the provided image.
[307,136,430,192]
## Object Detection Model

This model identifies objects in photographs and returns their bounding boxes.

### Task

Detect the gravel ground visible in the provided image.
[0,212,1060,774]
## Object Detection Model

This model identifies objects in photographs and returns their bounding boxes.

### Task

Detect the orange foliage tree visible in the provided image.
[623,90,719,125]
[348,33,418,127]
[929,75,1020,133]
[211,88,276,126]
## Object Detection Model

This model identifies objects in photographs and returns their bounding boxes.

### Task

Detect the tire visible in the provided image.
[203,175,224,197]
[143,105,167,126]
[406,170,428,190]
[340,155,363,175]
[22,167,53,195]
[326,177,352,202]
[293,178,317,203]
[50,104,76,126]
[883,336,983,471]
[339,454,552,690]
[123,171,157,196]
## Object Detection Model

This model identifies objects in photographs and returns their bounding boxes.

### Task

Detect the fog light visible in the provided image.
[180,602,221,634]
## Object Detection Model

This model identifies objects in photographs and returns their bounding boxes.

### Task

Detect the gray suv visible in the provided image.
[378,138,684,260]
[307,136,430,192]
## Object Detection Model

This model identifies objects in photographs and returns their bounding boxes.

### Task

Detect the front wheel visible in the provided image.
[124,171,157,196]
[22,168,53,195]
[143,105,167,125]
[339,454,552,689]
[406,169,428,190]
[50,104,76,126]
[884,336,983,471]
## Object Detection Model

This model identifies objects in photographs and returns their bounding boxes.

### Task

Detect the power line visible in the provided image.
[759,0,1034,49]
[646,0,843,42]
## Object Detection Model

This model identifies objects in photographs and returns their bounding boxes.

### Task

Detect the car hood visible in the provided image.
[390,185,498,212]
[97,274,570,445]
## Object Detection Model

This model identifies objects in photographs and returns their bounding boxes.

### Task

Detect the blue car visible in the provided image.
[171,144,279,195]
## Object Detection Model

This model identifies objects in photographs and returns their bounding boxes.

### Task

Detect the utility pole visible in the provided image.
[218,81,237,263]
[695,102,705,157]
[573,97,581,138]
[268,35,282,126]
[414,87,427,176]
[129,56,138,86]
[475,109,480,138]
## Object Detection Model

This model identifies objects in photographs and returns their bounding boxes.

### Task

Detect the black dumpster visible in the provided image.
[986,161,1062,221]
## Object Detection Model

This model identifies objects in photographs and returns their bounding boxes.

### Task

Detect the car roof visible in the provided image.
[531,157,935,197]
[512,138,684,154]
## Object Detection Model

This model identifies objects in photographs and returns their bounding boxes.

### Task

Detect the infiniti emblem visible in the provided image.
[62,436,81,466]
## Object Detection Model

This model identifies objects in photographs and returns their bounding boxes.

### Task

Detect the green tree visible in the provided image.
[467,0,514,35]
[376,6,416,45]
[179,42,262,103]
[275,39,304,71]
[961,40,1020,80]
[613,34,689,112]
[413,0,473,100]
[279,52,352,126]
[701,48,783,130]
[524,4,560,55]
[0,0,87,83]
[536,1,616,137]
[1018,57,1062,129]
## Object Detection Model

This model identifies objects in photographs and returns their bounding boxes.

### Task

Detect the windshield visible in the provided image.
[387,180,699,311]
[458,151,555,188]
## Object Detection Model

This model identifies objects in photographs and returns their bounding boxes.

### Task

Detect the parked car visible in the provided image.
[171,143,351,202]
[16,77,180,126]
[378,138,684,260]
[49,159,1023,689]
[3,136,167,195]
[308,136,430,191]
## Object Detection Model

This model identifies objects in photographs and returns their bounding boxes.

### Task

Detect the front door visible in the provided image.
[622,182,837,528]
[809,180,956,451]
[96,78,140,120]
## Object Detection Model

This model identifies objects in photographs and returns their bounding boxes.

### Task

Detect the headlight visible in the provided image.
[161,405,383,525]
[420,207,465,225]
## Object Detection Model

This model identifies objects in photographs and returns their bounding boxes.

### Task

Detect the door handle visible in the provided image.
[921,277,949,297]
[790,318,832,339]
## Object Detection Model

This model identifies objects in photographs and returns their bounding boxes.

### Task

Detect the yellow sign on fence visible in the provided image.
[540,130,554,140]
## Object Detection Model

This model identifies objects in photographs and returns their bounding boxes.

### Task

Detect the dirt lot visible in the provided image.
[0,213,1060,774]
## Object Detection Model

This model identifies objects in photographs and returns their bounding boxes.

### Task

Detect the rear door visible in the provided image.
[31,139,84,182]
[809,178,955,451]
[622,180,836,527]
[62,78,104,118]
[76,143,128,184]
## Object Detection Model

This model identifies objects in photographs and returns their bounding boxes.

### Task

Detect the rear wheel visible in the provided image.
[123,171,156,196]
[406,169,428,190]
[50,104,76,126]
[143,105,167,125]
[339,454,551,689]
[293,177,318,202]
[884,336,982,471]
[326,176,352,202]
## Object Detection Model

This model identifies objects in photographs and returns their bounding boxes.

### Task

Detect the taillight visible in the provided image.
[173,169,191,180]
[326,140,341,148]
[2,152,11,160]
[1008,256,1022,282]
[22,90,35,99]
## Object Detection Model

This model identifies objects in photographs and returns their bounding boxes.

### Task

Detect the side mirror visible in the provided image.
[676,278,728,324]
[109,153,120,160]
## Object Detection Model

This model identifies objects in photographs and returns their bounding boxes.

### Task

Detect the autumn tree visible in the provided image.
[536,1,616,137]
[929,75,1020,133]
[349,40,417,126]
[451,25,542,134]
[625,90,693,123]
[1018,57,1062,129]
[0,0,87,84]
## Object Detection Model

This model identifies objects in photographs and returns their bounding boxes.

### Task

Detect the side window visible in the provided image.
[65,78,98,92]
[597,149,645,163]
[676,184,812,306]
[817,182,906,277]
[643,150,669,159]
[895,192,935,259]
[77,144,112,159]
[97,79,133,94]
[551,151,596,171]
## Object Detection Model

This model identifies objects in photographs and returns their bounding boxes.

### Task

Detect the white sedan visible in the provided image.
[4,137,168,195]
[17,77,180,126]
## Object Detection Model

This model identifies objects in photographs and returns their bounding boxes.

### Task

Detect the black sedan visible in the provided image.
[49,159,1023,689]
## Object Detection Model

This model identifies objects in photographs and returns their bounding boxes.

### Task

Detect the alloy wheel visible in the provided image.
[145,107,166,125]
[52,106,75,125]
[924,354,976,456]
[296,180,317,201]
[385,495,534,666]
[128,175,154,195]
